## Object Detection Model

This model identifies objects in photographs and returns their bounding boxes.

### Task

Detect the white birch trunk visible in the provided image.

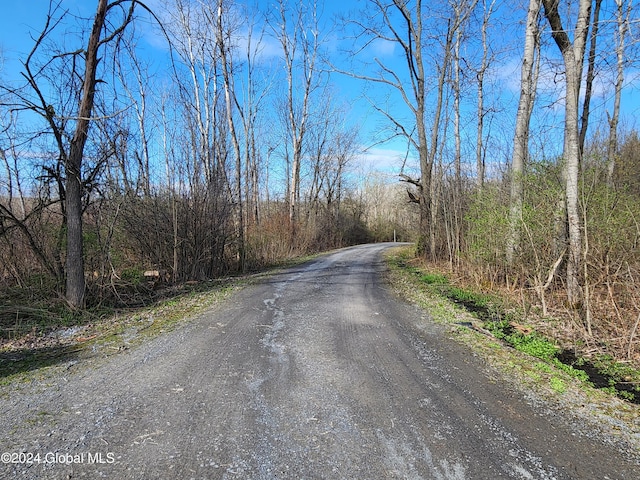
[507,0,542,266]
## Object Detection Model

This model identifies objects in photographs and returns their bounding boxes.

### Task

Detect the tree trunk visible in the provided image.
[65,0,109,308]
[542,0,592,307]
[507,0,541,266]
[607,0,630,186]
[217,1,245,271]
[579,0,602,156]
[426,21,454,260]
[274,1,318,229]
[475,0,497,190]
[563,71,583,307]
[453,27,463,261]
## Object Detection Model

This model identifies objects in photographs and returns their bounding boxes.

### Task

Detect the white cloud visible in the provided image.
[493,57,521,93]
[368,38,396,57]
[353,146,418,178]
[234,29,283,64]
[493,54,634,110]
[494,56,563,97]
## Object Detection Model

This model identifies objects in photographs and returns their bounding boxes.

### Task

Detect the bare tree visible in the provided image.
[270,0,323,227]
[475,0,498,189]
[1,0,139,307]
[507,0,542,266]
[305,99,359,228]
[541,0,592,307]
[66,0,136,307]
[607,0,633,186]
[344,0,454,258]
[450,0,479,261]
[0,121,64,283]
[235,13,271,229]
[578,0,602,155]
[115,32,156,196]
[213,0,247,270]
[168,0,222,185]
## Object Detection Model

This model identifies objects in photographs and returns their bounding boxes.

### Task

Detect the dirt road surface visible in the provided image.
[1,243,638,479]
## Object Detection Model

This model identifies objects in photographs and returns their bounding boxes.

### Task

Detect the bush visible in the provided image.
[121,267,143,286]
[465,186,510,266]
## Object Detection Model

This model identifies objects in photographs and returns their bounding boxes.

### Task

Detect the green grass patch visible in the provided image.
[420,273,449,285]
[535,362,553,374]
[385,246,640,405]
[508,332,559,360]
[549,377,567,394]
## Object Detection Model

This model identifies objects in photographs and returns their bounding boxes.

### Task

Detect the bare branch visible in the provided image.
[399,173,421,188]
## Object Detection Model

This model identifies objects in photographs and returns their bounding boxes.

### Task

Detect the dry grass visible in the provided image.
[411,256,640,371]
[383,245,640,454]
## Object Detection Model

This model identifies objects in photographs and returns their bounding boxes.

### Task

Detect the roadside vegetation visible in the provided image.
[0,279,238,384]
[385,245,640,424]
[0,255,322,383]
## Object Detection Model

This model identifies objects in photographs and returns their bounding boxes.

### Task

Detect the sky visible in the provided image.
[0,1,413,180]
[1,0,639,184]
[0,0,412,175]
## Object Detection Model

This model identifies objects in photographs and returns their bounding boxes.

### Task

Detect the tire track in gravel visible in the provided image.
[1,243,638,479]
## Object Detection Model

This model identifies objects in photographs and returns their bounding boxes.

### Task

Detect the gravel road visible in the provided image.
[1,243,638,479]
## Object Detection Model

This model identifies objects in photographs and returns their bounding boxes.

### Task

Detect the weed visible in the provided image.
[551,359,591,383]
[420,273,449,285]
[591,354,639,384]
[618,390,636,401]
[507,332,559,360]
[535,362,553,374]
[550,377,566,394]
[526,371,542,382]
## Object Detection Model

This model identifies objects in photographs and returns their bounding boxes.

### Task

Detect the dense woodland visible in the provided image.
[1,0,640,367]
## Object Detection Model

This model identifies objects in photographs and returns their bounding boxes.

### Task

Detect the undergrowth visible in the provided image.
[0,279,240,380]
[387,247,640,404]
[0,255,314,381]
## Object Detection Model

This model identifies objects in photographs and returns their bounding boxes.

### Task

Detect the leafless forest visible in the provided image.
[1,0,640,369]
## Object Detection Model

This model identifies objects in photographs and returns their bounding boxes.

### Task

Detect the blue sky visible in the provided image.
[1,0,639,184]
[0,0,417,177]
